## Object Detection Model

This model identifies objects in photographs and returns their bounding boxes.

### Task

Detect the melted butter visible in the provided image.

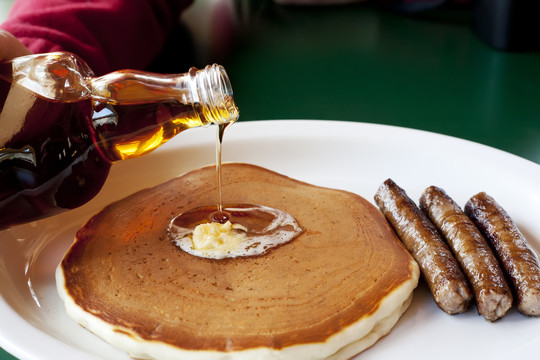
[191,221,247,251]
[168,204,302,259]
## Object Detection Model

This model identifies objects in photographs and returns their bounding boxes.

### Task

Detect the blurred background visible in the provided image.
[0,0,12,22]
[165,0,540,162]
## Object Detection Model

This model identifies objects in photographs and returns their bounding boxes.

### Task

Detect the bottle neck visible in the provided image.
[89,64,239,126]
[188,64,239,126]
[88,64,239,162]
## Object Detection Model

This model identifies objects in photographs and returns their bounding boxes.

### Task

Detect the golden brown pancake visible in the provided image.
[56,163,419,359]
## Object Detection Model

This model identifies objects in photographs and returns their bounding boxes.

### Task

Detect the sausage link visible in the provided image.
[465,192,540,316]
[420,186,512,321]
[374,179,472,314]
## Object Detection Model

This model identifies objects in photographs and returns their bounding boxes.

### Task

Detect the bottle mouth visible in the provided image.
[192,64,239,125]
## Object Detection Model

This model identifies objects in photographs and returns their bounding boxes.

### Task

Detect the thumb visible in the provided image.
[0,29,32,61]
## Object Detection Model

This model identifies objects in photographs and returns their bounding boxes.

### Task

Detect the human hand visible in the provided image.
[0,29,31,61]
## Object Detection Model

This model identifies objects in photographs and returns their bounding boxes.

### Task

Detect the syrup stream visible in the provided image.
[214,122,230,223]
[168,122,303,259]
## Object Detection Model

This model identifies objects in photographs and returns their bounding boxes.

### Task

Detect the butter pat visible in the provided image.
[169,204,302,260]
[191,221,247,252]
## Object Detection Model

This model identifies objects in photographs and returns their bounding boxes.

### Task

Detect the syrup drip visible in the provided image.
[214,122,230,223]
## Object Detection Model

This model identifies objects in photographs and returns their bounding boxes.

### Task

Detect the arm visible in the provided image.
[0,0,193,74]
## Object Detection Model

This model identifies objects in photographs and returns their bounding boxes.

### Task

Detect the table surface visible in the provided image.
[2,0,540,359]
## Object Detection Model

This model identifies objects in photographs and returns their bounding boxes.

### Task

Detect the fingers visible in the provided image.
[0,29,32,61]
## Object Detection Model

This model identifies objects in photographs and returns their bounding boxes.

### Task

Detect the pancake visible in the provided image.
[56,163,419,359]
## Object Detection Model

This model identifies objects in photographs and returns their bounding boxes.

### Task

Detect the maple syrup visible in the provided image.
[0,65,109,229]
[0,52,238,229]
[214,122,231,221]
[88,68,238,162]
[0,51,301,251]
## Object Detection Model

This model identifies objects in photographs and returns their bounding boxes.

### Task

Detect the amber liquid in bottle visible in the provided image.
[89,69,238,162]
[0,65,109,229]
[0,65,237,229]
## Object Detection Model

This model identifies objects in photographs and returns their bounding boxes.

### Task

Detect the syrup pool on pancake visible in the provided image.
[168,123,303,259]
[168,204,303,259]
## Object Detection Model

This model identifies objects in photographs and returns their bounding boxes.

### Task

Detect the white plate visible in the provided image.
[1,120,540,360]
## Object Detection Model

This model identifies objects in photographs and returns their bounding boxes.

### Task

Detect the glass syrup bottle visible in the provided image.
[0,52,238,230]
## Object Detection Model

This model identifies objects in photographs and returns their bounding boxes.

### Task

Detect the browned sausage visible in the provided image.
[420,186,512,321]
[374,179,472,314]
[465,192,540,316]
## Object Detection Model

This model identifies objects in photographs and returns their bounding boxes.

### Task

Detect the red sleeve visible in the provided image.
[0,0,193,75]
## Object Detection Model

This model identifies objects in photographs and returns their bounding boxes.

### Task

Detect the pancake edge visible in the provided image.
[56,260,419,360]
